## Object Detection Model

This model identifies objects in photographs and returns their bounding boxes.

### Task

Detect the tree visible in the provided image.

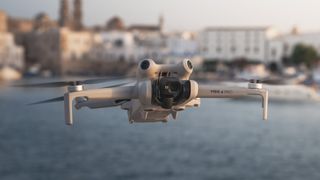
[290,43,319,69]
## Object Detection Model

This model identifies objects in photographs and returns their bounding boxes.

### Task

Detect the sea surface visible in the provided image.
[1,80,320,180]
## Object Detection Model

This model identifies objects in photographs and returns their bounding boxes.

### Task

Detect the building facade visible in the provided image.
[269,32,320,62]
[166,32,199,58]
[0,11,24,70]
[88,31,135,62]
[164,31,202,68]
[0,32,24,70]
[200,26,279,63]
[24,27,95,75]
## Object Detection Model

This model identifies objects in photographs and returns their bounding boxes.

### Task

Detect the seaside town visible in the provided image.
[1,0,320,85]
[4,2,320,179]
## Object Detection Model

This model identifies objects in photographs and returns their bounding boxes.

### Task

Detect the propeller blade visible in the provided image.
[213,77,286,85]
[28,96,64,105]
[81,77,128,85]
[13,76,132,88]
[15,81,73,87]
[259,79,285,85]
[102,82,133,88]
[114,99,131,104]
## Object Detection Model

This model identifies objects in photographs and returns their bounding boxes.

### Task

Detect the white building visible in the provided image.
[200,26,279,63]
[166,32,199,57]
[60,28,95,60]
[0,11,24,70]
[0,32,24,70]
[89,30,167,63]
[268,32,320,62]
[25,27,96,74]
[88,31,135,62]
[164,31,202,68]
[132,31,167,62]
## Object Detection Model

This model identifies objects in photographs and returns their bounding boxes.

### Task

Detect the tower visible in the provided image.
[59,0,70,27]
[0,11,7,32]
[73,0,83,31]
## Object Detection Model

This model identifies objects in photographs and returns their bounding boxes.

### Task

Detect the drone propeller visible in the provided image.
[213,77,285,85]
[114,99,131,104]
[101,82,133,88]
[28,97,130,106]
[27,81,132,105]
[28,96,64,105]
[14,76,130,88]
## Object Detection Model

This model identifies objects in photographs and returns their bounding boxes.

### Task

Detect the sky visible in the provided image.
[1,0,320,33]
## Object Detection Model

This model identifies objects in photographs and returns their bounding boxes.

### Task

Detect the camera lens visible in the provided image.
[187,60,193,69]
[169,82,180,92]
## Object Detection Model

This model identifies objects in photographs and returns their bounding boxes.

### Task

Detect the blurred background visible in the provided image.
[2,0,320,179]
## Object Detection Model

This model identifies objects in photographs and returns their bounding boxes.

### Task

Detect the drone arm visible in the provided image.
[75,99,122,109]
[198,85,249,98]
[197,84,268,120]
[64,86,137,125]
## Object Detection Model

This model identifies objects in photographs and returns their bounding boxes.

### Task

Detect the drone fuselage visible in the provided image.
[120,59,200,123]
[63,59,268,125]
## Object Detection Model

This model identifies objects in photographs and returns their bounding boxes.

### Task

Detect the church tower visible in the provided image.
[73,0,83,31]
[59,0,70,27]
[0,11,7,32]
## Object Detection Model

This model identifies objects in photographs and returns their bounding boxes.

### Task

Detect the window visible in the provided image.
[254,31,260,44]
[114,39,123,47]
[245,31,250,39]
[271,49,277,57]
[230,46,236,53]
[216,46,222,53]
[254,47,259,53]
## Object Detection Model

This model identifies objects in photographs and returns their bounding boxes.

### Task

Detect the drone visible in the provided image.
[18,59,269,125]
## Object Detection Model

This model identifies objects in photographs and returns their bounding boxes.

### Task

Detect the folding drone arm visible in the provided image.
[197,84,268,120]
[64,86,137,125]
[75,99,125,109]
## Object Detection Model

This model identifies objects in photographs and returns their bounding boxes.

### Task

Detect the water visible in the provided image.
[1,84,320,180]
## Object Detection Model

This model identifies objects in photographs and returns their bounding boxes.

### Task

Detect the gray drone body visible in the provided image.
[62,59,268,125]
[120,59,200,123]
